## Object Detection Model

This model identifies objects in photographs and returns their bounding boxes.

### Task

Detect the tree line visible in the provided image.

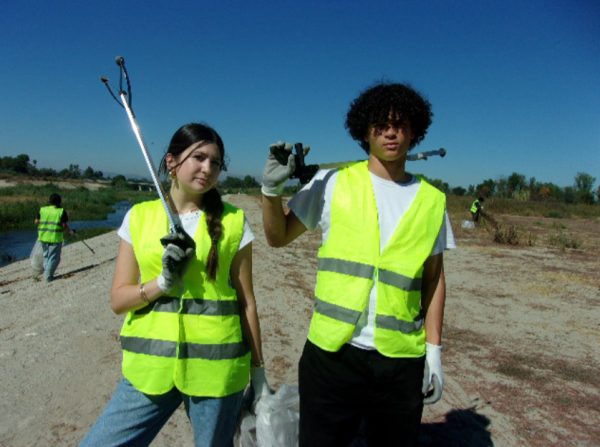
[427,171,598,205]
[0,153,104,180]
[2,153,597,204]
[0,153,263,189]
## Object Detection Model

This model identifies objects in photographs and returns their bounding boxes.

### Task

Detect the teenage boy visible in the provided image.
[261,82,455,446]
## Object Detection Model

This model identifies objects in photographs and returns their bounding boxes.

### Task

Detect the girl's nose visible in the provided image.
[202,161,213,175]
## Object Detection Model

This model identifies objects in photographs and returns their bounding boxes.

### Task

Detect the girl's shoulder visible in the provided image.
[221,200,246,224]
[131,198,162,212]
[129,199,163,220]
[222,200,242,214]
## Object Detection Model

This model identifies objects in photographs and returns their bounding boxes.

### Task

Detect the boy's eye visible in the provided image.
[373,120,406,131]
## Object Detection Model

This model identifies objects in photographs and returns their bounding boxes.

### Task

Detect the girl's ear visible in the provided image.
[165,153,176,171]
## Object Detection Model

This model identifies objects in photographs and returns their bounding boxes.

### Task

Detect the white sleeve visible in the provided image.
[288,169,336,230]
[117,208,133,244]
[238,217,255,250]
[431,211,456,255]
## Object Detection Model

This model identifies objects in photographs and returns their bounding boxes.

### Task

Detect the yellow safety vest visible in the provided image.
[470,200,480,213]
[38,206,65,243]
[121,199,250,396]
[307,161,446,358]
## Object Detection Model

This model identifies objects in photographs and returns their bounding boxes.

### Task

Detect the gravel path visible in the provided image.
[1,195,598,446]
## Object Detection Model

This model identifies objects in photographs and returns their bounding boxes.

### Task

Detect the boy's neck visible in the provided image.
[367,155,410,182]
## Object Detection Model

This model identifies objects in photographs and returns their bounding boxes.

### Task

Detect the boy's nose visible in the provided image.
[383,124,399,135]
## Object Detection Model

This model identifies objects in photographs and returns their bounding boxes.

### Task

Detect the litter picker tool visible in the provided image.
[271,144,447,185]
[100,56,182,233]
[71,230,96,254]
[80,239,96,254]
[406,147,446,161]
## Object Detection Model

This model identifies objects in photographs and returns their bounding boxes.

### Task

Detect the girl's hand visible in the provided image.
[158,230,196,292]
[251,366,273,411]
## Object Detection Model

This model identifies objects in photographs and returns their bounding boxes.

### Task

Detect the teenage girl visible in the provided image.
[81,123,270,447]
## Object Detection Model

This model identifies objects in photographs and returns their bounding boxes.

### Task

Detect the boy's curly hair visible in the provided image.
[345,82,433,153]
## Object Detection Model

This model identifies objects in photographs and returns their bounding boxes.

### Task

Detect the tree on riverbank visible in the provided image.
[1,154,103,179]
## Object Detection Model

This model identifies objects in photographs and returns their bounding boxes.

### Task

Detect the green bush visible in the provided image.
[548,231,581,250]
[493,223,535,246]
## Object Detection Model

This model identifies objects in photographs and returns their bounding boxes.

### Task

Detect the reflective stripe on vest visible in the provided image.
[122,199,250,397]
[120,336,248,360]
[38,206,64,243]
[319,257,421,291]
[133,296,240,316]
[307,161,445,358]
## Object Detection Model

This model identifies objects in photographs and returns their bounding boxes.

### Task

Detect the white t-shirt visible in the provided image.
[288,169,456,350]
[118,208,255,250]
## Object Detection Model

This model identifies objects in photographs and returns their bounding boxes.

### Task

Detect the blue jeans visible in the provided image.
[80,378,243,447]
[41,242,62,281]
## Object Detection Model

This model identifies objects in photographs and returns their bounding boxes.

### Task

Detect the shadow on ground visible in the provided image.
[419,408,493,446]
[349,407,493,447]
[56,264,99,279]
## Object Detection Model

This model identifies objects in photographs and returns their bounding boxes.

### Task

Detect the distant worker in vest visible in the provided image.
[81,123,271,447]
[34,193,74,282]
[261,82,455,446]
[470,196,485,223]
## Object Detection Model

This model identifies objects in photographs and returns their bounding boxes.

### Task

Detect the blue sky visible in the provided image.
[1,0,598,189]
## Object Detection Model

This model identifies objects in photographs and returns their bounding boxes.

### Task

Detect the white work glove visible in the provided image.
[422,342,444,405]
[251,366,273,412]
[157,230,196,293]
[261,141,296,196]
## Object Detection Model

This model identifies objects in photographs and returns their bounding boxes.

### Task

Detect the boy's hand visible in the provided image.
[261,141,296,196]
[422,342,444,404]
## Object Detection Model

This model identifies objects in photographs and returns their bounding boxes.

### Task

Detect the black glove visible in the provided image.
[157,229,196,292]
[261,141,296,196]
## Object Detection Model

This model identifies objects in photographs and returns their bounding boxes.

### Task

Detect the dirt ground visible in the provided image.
[1,194,598,446]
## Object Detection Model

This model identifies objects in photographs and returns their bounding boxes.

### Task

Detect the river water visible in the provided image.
[0,201,130,268]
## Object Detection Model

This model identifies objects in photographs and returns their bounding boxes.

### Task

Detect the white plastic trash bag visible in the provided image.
[30,240,43,274]
[461,220,475,229]
[236,410,257,447]
[255,384,300,447]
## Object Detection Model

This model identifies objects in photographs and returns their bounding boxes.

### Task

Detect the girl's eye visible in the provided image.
[193,154,222,169]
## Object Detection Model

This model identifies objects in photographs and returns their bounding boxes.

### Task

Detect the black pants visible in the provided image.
[298,340,425,447]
